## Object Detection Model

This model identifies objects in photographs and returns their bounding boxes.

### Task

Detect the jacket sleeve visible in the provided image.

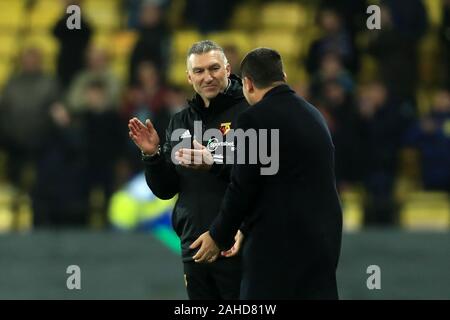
[143,118,180,200]
[209,112,262,249]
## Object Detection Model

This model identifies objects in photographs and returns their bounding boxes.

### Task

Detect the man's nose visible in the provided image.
[204,72,213,83]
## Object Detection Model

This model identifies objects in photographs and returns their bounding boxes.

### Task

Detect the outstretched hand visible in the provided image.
[128,117,160,155]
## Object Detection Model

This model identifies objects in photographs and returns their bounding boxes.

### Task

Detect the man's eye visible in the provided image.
[194,70,202,74]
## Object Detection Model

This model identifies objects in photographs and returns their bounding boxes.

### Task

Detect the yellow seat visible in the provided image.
[423,0,443,27]
[112,57,129,83]
[260,3,308,30]
[168,58,188,87]
[29,0,64,30]
[254,31,301,61]
[0,183,15,233]
[0,35,20,59]
[111,31,139,58]
[205,31,252,56]
[92,32,114,51]
[229,4,258,30]
[401,192,450,230]
[0,0,25,31]
[341,190,364,232]
[84,0,120,31]
[172,30,202,57]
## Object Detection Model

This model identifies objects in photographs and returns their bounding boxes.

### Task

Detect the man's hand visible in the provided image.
[221,230,244,258]
[190,231,220,263]
[175,140,214,170]
[128,117,160,155]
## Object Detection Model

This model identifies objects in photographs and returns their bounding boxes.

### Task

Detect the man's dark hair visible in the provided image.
[187,40,226,61]
[240,47,285,88]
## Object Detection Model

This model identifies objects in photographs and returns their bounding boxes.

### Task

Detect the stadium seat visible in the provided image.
[229,3,258,30]
[0,0,25,31]
[0,35,20,59]
[205,31,253,56]
[168,58,189,87]
[423,0,443,27]
[84,0,121,31]
[254,31,301,61]
[112,57,129,83]
[29,0,64,30]
[260,2,308,30]
[341,190,364,231]
[400,192,450,230]
[0,185,14,233]
[110,31,138,58]
[172,30,202,57]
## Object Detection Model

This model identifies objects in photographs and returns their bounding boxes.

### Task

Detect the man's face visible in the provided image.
[187,50,230,102]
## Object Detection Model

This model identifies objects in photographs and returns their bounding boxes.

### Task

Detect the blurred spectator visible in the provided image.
[129,1,170,85]
[66,46,121,113]
[316,79,362,189]
[223,44,241,76]
[122,61,169,125]
[53,0,93,89]
[319,0,367,74]
[124,0,171,29]
[367,0,428,105]
[357,81,414,225]
[32,103,89,227]
[404,89,450,191]
[310,53,354,100]
[306,8,356,75]
[184,0,238,34]
[81,80,127,202]
[122,61,171,172]
[0,47,59,188]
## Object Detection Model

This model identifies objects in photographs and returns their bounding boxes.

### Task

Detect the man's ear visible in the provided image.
[283,72,287,81]
[225,63,231,77]
[244,76,254,93]
[186,70,192,85]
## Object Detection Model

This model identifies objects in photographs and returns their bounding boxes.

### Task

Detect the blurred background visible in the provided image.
[0,0,449,299]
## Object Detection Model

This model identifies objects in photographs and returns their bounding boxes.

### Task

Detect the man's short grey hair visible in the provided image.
[186,40,228,69]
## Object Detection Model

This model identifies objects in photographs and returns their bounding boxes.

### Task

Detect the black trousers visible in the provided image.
[183,256,242,300]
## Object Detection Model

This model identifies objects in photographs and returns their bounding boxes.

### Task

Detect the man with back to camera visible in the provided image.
[188,48,343,299]
[128,40,250,299]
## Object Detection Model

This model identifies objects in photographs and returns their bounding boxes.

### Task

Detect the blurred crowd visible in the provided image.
[0,0,449,229]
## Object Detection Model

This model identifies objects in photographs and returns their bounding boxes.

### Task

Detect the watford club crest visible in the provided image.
[219,122,231,135]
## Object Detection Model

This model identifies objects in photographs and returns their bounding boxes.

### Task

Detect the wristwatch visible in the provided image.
[141,145,161,160]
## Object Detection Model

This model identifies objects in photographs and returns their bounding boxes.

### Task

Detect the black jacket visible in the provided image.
[143,75,248,261]
[209,85,343,299]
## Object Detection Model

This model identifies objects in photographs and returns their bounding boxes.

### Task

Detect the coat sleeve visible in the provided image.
[143,117,180,200]
[209,111,262,249]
